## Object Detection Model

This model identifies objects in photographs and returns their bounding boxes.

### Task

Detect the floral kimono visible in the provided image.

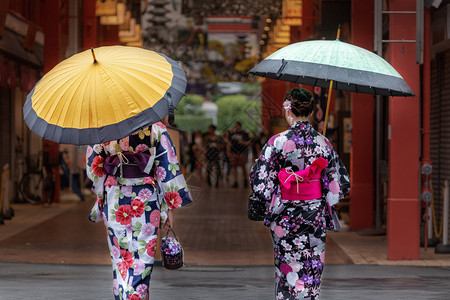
[86,122,192,300]
[249,121,350,300]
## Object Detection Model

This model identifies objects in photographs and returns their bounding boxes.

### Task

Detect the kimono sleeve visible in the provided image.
[85,144,107,222]
[322,146,350,207]
[152,123,193,211]
[249,141,281,203]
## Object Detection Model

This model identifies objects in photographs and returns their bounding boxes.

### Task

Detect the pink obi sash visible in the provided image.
[278,158,328,201]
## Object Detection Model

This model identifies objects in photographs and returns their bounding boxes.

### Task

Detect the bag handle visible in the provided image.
[164,226,179,240]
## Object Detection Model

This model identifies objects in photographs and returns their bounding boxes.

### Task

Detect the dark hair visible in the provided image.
[209,124,216,131]
[285,88,314,117]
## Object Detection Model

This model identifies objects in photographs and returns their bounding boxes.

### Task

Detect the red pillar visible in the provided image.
[83,0,97,50]
[350,0,374,229]
[387,0,420,260]
[42,0,62,203]
[301,0,315,41]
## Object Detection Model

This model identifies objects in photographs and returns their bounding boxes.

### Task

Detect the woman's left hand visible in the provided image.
[163,209,174,229]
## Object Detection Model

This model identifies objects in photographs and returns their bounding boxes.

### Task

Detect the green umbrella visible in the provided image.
[249,28,414,134]
[249,40,414,97]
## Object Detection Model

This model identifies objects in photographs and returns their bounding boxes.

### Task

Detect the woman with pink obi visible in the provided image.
[249,88,350,300]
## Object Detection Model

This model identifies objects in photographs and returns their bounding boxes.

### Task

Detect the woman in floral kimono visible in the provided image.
[249,88,350,300]
[86,121,192,300]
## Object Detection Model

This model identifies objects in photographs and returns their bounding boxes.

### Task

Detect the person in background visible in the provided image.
[228,122,251,188]
[249,88,350,300]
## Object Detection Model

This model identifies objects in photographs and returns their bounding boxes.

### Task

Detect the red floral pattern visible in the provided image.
[164,190,182,209]
[130,199,145,218]
[145,238,157,257]
[115,205,133,225]
[117,261,128,280]
[92,156,106,177]
[120,249,133,268]
[128,294,141,300]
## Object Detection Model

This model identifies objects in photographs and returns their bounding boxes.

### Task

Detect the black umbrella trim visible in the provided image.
[23,54,187,145]
[249,59,415,97]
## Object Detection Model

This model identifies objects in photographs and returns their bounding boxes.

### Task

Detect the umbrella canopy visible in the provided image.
[249,39,414,97]
[23,46,187,145]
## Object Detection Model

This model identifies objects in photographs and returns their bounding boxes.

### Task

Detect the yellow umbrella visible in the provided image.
[23,46,187,145]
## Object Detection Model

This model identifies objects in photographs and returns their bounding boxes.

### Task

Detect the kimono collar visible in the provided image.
[290,121,312,131]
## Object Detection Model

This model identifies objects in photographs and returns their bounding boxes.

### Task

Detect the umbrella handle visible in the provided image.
[323,25,341,136]
[322,80,333,136]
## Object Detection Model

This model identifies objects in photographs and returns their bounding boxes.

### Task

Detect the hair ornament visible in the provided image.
[283,100,291,111]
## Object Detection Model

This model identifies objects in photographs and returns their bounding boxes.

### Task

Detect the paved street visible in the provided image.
[0,172,450,299]
[0,262,449,299]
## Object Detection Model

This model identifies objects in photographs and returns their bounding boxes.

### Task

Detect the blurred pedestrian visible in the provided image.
[86,118,192,300]
[249,88,350,300]
[228,122,251,188]
[204,125,224,187]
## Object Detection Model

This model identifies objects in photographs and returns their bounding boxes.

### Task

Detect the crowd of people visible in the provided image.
[184,122,267,188]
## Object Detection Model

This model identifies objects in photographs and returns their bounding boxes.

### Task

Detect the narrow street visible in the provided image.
[0,172,351,266]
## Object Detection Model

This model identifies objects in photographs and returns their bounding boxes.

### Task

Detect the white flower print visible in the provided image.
[274,135,288,150]
[264,147,272,160]
[93,144,103,154]
[256,183,265,192]
[286,272,299,287]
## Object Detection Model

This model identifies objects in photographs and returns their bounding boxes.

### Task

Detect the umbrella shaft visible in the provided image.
[323,80,333,137]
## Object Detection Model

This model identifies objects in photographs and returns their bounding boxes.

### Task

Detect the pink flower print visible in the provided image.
[141,223,155,237]
[329,180,340,194]
[119,137,129,151]
[156,167,166,181]
[138,188,152,201]
[320,251,325,263]
[282,140,296,153]
[113,279,119,296]
[290,261,301,273]
[160,134,171,150]
[295,279,305,292]
[122,186,133,197]
[268,134,279,146]
[113,237,119,248]
[136,284,148,297]
[274,225,284,238]
[125,223,133,234]
[155,121,166,130]
[111,246,121,259]
[167,147,178,164]
[133,259,145,275]
[86,146,93,159]
[135,144,149,153]
[149,210,160,227]
[280,263,293,275]
[105,176,118,186]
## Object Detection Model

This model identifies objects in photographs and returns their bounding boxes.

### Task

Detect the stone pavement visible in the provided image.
[1,172,450,299]
[0,262,449,299]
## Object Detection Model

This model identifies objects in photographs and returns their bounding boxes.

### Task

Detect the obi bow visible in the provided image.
[104,149,156,178]
[278,157,328,193]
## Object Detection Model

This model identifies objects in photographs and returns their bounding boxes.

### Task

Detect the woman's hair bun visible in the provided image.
[285,88,314,117]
